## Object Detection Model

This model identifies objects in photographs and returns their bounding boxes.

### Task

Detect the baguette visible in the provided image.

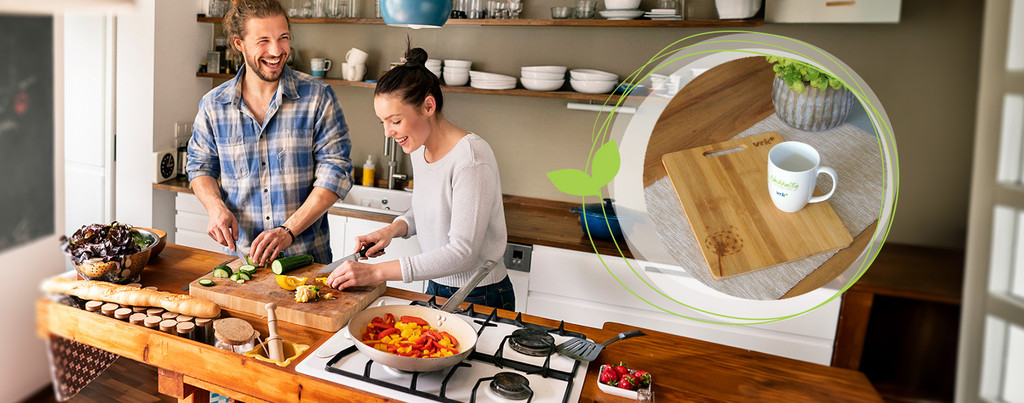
[42,277,221,318]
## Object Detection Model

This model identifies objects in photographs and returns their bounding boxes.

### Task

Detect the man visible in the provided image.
[187,0,351,265]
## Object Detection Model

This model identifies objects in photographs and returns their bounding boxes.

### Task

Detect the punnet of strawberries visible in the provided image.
[599,362,652,391]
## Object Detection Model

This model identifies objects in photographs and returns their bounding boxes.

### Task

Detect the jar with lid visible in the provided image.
[213,318,258,354]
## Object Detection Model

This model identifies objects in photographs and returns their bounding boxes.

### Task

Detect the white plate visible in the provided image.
[470,81,517,90]
[469,71,516,80]
[599,10,644,19]
[649,8,676,13]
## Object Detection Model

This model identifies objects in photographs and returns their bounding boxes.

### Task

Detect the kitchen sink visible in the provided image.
[334,185,412,216]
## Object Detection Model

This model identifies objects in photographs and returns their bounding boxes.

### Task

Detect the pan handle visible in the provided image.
[440,260,497,313]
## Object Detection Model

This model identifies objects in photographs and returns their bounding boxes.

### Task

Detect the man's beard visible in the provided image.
[245,52,287,82]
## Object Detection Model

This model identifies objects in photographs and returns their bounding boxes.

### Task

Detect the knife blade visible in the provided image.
[317,243,381,274]
[234,239,248,265]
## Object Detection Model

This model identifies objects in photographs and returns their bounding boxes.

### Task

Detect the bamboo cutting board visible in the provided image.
[189,259,385,332]
[661,132,853,279]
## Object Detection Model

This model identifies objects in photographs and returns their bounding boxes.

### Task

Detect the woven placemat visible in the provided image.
[645,113,884,300]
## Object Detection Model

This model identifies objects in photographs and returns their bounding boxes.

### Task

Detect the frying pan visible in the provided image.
[346,261,496,372]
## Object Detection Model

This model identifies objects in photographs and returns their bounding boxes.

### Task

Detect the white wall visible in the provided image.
[0,15,67,403]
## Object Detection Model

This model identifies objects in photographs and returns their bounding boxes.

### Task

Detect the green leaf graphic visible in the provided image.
[590,140,621,187]
[547,169,600,196]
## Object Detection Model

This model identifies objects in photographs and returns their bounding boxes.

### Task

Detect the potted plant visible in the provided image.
[767,55,855,132]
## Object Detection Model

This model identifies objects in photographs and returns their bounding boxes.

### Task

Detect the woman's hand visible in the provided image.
[354,221,407,258]
[326,260,380,290]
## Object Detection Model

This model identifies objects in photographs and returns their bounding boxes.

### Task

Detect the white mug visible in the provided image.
[345,47,369,64]
[767,141,837,213]
[344,63,366,81]
[311,57,332,77]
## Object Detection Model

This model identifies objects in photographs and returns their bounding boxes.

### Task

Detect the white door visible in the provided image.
[956,1,1024,401]
[62,14,115,269]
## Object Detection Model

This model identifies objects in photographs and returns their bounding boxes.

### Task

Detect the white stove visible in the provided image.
[295,297,590,402]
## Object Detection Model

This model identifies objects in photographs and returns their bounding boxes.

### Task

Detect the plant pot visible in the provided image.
[771,76,855,132]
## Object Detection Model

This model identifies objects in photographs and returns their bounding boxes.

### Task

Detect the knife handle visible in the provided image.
[358,242,383,258]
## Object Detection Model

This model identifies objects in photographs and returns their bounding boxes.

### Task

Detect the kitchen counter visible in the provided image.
[154,178,631,257]
[37,244,880,402]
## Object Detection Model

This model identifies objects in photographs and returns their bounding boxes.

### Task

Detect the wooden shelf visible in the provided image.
[197,16,763,27]
[196,72,629,102]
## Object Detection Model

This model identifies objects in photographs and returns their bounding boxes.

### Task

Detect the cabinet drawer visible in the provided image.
[176,211,210,234]
[175,193,207,215]
[766,0,901,23]
[526,291,835,365]
[175,229,225,254]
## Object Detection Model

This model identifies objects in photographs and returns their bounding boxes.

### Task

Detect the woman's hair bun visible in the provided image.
[404,47,429,67]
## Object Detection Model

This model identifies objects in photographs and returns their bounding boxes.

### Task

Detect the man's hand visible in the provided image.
[207,207,239,250]
[250,227,293,267]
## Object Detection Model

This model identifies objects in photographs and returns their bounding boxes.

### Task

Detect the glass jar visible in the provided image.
[213,318,258,354]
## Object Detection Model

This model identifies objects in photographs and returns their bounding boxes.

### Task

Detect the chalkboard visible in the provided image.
[0,16,54,253]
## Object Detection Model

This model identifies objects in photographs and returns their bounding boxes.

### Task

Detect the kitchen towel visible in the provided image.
[46,335,119,401]
[645,113,885,300]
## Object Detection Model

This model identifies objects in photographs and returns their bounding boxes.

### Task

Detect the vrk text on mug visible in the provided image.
[310,57,332,77]
[766,141,837,213]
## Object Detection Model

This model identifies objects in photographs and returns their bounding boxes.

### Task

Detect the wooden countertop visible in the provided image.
[38,244,879,402]
[155,177,631,257]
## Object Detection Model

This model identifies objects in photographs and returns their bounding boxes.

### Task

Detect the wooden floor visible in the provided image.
[21,358,175,403]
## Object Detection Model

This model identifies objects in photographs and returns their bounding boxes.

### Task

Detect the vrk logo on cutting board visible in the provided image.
[752,135,776,147]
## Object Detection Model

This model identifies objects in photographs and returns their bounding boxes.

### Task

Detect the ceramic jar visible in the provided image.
[771,76,855,132]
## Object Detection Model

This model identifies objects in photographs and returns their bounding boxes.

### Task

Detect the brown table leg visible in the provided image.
[158,367,211,403]
[832,290,875,369]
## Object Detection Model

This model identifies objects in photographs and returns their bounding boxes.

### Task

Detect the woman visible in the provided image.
[325,47,514,310]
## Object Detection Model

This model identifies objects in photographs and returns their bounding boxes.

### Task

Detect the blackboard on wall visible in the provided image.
[0,16,54,253]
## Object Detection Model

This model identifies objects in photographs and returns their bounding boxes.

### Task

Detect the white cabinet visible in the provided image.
[342,217,424,293]
[526,245,841,365]
[174,193,224,253]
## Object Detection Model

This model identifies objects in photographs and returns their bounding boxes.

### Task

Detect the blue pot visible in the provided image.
[380,0,452,28]
[571,198,623,241]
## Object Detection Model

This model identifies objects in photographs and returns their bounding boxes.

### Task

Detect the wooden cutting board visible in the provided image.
[661,131,853,279]
[188,259,385,332]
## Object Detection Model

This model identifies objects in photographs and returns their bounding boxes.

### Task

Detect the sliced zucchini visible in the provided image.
[229,273,240,282]
[238,264,258,274]
[198,279,216,287]
[211,265,232,278]
[271,255,314,275]
[236,271,252,281]
[235,279,246,284]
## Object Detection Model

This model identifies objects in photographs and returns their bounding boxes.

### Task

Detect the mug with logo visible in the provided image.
[766,141,837,213]
[310,57,332,77]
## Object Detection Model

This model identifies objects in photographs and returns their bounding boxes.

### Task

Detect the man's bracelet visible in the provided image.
[276,225,295,242]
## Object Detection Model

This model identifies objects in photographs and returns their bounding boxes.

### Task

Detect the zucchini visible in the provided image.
[238,264,258,274]
[237,271,252,281]
[229,273,239,282]
[235,279,246,284]
[198,279,215,287]
[212,265,232,278]
[271,255,314,275]
[246,252,283,268]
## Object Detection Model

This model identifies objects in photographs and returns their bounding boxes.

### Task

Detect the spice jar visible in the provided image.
[159,319,178,334]
[132,306,148,313]
[176,322,196,340]
[100,303,119,317]
[176,315,194,323]
[114,308,133,321]
[162,311,179,320]
[144,316,163,330]
[84,301,104,313]
[129,313,147,326]
[213,318,257,354]
[146,308,165,316]
[195,318,214,345]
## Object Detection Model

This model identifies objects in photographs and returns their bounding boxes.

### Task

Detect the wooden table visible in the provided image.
[37,244,880,402]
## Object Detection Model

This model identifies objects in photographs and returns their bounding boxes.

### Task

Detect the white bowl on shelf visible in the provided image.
[470,80,517,90]
[443,70,469,86]
[603,0,640,10]
[570,78,617,94]
[520,77,565,91]
[521,65,568,74]
[443,66,469,74]
[444,59,472,69]
[469,71,516,81]
[714,0,761,19]
[521,70,565,80]
[570,69,618,81]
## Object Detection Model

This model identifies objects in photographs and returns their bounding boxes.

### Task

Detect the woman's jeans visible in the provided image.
[426,275,516,311]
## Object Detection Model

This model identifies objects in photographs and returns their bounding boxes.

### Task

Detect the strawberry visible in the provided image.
[633,370,652,387]
[599,366,620,385]
[618,373,638,390]
[612,361,630,377]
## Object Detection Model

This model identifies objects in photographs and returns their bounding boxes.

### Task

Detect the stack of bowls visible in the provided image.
[569,69,618,94]
[443,59,472,86]
[520,65,567,92]
[425,59,442,78]
[469,71,517,90]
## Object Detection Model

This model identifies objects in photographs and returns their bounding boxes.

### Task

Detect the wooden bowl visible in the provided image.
[136,227,168,259]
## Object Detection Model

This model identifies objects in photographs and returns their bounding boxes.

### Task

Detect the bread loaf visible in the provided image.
[43,277,221,318]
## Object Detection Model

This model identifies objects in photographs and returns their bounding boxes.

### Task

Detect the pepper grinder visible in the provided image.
[265,303,284,362]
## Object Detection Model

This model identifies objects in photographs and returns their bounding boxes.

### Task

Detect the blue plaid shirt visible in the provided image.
[186,65,352,263]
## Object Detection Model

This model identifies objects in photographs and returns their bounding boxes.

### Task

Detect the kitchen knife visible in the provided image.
[234,239,248,265]
[317,243,381,274]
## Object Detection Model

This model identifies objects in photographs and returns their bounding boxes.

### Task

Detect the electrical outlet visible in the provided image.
[504,243,532,273]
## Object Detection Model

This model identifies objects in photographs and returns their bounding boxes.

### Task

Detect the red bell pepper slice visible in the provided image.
[440,331,458,347]
[384,313,396,325]
[378,327,400,338]
[400,316,429,327]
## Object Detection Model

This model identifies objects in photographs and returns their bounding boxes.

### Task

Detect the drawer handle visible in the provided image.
[825,1,856,6]
[643,266,691,278]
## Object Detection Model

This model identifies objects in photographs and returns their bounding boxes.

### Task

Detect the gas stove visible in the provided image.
[295,296,591,402]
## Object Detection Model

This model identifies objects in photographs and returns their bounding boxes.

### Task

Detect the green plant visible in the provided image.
[766,56,844,94]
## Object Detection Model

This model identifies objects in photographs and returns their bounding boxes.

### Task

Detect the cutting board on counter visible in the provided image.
[661,132,853,279]
[188,259,384,332]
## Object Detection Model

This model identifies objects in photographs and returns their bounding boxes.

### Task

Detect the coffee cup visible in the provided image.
[766,141,837,213]
[345,47,369,64]
[344,63,366,81]
[310,57,332,77]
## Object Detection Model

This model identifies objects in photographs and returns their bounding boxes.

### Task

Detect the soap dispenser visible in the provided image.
[362,155,375,187]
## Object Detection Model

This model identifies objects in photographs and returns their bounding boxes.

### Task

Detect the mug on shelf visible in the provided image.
[310,57,332,77]
[346,48,369,64]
